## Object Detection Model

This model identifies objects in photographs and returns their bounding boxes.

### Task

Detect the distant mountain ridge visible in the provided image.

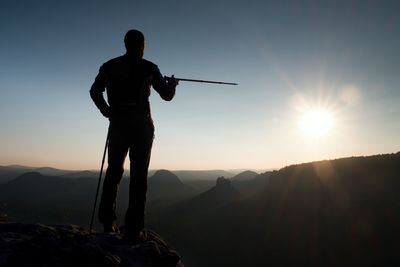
[0,166,84,184]
[0,165,258,184]
[170,170,236,181]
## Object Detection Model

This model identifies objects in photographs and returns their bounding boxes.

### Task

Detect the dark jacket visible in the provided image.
[90,54,175,120]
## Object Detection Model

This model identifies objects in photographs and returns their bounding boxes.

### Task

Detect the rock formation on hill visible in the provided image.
[0,223,183,267]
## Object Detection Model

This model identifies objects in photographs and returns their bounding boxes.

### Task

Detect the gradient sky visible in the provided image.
[1,0,399,170]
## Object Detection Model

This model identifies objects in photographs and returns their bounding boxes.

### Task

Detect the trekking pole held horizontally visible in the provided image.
[89,129,109,232]
[165,75,238,86]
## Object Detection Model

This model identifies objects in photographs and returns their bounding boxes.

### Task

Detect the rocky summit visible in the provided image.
[0,223,183,267]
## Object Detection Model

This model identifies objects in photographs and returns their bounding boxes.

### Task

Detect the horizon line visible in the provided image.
[3,150,399,173]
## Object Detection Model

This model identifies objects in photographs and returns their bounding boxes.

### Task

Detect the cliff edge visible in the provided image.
[0,223,183,267]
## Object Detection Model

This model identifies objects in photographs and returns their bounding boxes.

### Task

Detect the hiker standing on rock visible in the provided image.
[90,29,177,241]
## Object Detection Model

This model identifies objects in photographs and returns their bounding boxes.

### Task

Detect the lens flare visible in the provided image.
[300,109,333,137]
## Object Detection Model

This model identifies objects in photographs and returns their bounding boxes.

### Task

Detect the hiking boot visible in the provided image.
[103,223,120,233]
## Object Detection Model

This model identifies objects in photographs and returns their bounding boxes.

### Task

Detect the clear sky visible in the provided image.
[1,0,399,170]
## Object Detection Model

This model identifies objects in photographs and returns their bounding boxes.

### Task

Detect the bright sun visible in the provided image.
[300,109,334,137]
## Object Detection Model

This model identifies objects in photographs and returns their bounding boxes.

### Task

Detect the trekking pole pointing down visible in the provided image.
[89,129,109,233]
[165,76,238,86]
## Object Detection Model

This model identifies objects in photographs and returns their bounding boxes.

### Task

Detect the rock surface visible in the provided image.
[0,223,183,267]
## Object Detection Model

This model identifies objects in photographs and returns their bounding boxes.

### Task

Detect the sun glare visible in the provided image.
[300,109,334,137]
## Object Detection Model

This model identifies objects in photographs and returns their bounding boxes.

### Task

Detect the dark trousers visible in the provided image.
[98,117,154,234]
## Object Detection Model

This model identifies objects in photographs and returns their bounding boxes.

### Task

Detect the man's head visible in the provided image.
[124,29,145,57]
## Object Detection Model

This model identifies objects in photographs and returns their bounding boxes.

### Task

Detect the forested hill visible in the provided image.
[158,152,400,267]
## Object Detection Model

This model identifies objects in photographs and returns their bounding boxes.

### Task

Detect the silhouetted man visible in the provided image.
[90,29,177,240]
